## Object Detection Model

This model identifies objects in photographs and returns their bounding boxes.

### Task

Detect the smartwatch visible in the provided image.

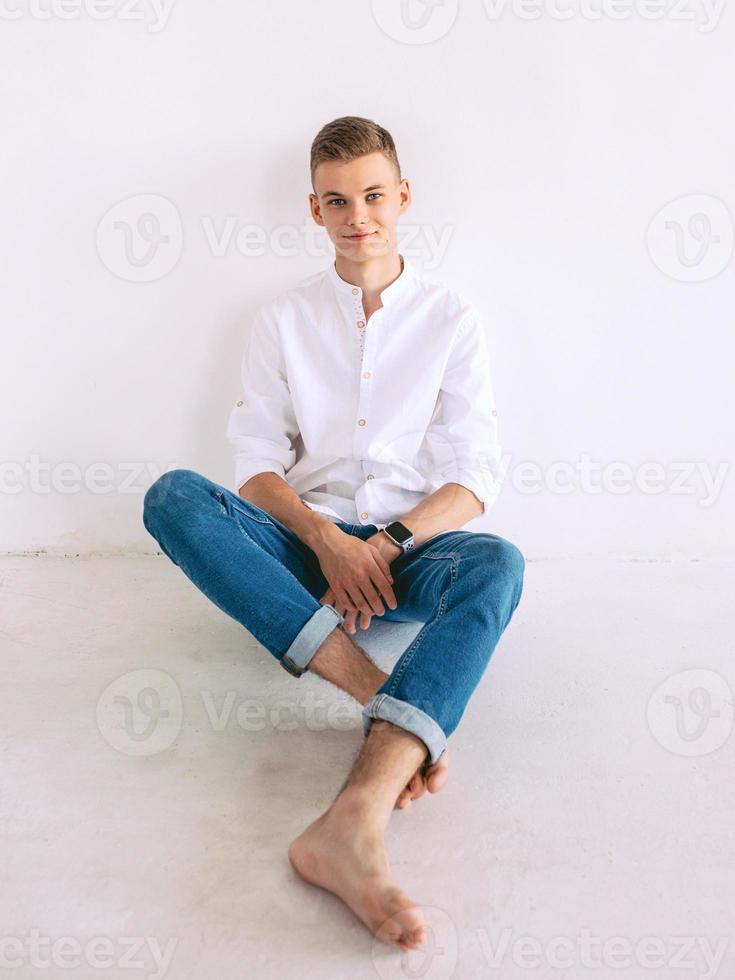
[381,520,415,554]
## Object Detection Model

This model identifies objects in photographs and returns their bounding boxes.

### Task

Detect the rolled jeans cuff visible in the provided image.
[361,693,448,767]
[280,603,345,678]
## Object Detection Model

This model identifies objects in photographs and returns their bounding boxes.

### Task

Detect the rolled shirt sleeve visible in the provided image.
[225,305,299,494]
[418,308,506,516]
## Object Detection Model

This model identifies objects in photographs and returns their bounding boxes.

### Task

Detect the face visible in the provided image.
[309,151,411,262]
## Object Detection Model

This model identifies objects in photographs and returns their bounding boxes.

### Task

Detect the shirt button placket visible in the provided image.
[353,285,374,523]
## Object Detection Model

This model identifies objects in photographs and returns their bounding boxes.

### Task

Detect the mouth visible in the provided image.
[345,231,378,240]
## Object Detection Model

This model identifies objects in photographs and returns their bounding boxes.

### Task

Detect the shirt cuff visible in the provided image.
[442,469,502,516]
[235,459,286,495]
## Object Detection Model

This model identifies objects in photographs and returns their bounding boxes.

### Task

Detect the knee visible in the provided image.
[474,534,526,592]
[495,539,525,613]
[496,537,525,583]
[142,468,205,529]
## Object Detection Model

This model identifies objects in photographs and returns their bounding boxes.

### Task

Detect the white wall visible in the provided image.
[2,0,733,559]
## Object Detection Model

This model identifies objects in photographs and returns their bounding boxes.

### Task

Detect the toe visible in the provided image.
[409,773,425,797]
[427,769,448,793]
[425,749,450,793]
[395,791,411,810]
[376,902,427,950]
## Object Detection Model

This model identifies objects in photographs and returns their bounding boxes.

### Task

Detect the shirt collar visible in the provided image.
[326,253,414,308]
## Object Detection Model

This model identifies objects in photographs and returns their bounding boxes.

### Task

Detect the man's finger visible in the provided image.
[343,609,359,634]
[370,563,397,610]
[333,587,355,616]
[344,582,379,621]
[376,552,394,583]
[356,577,386,617]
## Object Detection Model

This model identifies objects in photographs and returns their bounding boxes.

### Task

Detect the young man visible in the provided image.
[142,116,525,951]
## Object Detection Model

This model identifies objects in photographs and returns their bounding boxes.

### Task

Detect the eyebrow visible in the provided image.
[320,184,386,199]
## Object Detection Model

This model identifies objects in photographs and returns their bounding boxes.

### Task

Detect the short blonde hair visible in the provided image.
[310,116,402,189]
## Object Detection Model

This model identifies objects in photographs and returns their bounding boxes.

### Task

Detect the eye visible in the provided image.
[327,193,382,206]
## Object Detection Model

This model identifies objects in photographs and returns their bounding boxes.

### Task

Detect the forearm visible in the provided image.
[365,482,483,565]
[393,482,483,549]
[238,472,340,552]
[239,474,481,564]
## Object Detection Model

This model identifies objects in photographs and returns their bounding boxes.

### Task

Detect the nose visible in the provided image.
[347,206,368,227]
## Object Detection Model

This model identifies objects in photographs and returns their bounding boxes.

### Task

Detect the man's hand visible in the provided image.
[317,530,401,633]
[395,748,451,810]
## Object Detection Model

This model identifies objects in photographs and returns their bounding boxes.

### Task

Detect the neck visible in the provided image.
[334,251,404,303]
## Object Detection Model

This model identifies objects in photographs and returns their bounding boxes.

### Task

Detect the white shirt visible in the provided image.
[225,254,505,530]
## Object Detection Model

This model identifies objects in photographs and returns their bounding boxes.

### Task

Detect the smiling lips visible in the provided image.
[346,231,377,239]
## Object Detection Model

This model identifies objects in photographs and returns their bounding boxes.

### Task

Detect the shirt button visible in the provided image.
[358,418,366,426]
[361,512,368,519]
[357,320,365,328]
[352,287,359,295]
[236,400,243,406]
[363,371,371,379]
[492,409,497,416]
[367,474,374,480]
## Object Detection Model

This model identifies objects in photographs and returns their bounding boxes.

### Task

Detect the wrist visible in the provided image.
[301,514,343,553]
[371,529,403,561]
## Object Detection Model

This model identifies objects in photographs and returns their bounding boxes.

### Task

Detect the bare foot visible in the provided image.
[288,800,426,950]
[395,747,450,810]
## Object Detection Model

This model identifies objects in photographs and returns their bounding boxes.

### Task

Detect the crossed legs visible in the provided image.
[308,613,451,811]
[142,470,520,950]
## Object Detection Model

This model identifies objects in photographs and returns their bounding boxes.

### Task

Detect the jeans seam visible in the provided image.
[213,486,279,528]
[385,552,459,697]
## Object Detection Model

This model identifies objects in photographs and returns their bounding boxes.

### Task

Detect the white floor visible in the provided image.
[2,556,734,980]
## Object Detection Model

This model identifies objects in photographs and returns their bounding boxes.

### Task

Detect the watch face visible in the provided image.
[387,521,412,545]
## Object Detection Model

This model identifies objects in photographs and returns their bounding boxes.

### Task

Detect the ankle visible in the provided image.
[328,786,393,831]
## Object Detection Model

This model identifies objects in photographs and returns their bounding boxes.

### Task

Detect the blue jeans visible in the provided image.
[142,469,525,766]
